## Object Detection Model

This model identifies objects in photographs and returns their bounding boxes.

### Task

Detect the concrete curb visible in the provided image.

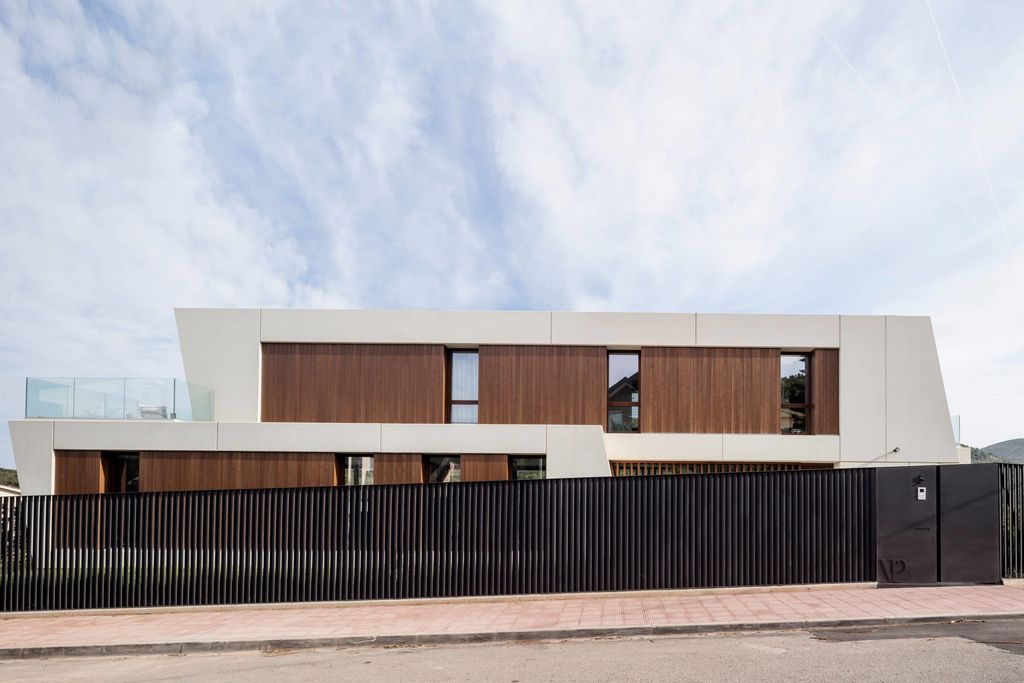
[2,612,1022,660]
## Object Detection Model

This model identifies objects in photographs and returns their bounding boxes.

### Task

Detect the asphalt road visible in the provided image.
[2,620,1023,682]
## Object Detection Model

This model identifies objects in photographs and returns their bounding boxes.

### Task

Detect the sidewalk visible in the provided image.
[2,584,1024,658]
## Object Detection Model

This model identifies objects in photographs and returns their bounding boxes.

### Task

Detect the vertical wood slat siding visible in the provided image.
[54,451,106,495]
[138,452,336,493]
[260,343,446,423]
[375,454,425,485]
[461,454,510,482]
[641,347,780,433]
[812,349,840,435]
[478,346,606,425]
[0,468,879,612]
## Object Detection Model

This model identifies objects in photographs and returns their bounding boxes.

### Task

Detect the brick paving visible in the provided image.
[2,585,1024,650]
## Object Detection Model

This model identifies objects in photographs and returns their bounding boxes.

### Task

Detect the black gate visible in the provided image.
[875,464,1002,584]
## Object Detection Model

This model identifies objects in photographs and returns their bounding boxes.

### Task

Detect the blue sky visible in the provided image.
[1,0,1022,468]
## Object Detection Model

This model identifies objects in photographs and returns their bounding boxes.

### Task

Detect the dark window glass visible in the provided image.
[104,453,139,493]
[781,353,811,434]
[511,457,546,480]
[781,407,808,434]
[448,350,479,424]
[608,352,640,432]
[338,455,374,486]
[426,456,461,483]
[781,354,807,404]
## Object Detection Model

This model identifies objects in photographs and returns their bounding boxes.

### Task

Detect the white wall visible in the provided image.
[695,314,839,349]
[175,308,261,422]
[840,316,887,464]
[551,312,696,347]
[9,420,53,496]
[260,309,552,345]
[546,426,609,478]
[884,316,957,463]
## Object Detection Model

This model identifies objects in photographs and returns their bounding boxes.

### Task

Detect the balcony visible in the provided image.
[25,378,214,421]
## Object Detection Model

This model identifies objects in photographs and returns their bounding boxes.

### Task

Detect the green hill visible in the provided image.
[0,468,18,488]
[971,438,1024,464]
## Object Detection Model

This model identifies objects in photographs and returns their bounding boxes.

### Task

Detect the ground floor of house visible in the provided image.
[9,419,967,496]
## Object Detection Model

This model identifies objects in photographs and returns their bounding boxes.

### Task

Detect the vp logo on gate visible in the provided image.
[877,559,907,583]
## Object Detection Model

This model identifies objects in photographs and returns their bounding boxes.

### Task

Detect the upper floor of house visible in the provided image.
[156,308,953,442]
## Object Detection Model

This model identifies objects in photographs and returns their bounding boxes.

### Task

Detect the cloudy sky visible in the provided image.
[1,0,1022,468]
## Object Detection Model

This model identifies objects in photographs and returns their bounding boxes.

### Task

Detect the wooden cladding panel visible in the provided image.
[478,346,605,425]
[375,453,425,485]
[641,347,780,434]
[461,454,510,482]
[261,343,445,423]
[139,452,336,493]
[812,349,840,435]
[54,450,105,495]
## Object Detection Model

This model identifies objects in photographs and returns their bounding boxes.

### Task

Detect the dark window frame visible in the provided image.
[607,350,641,433]
[781,352,813,435]
[446,348,479,424]
[510,456,547,480]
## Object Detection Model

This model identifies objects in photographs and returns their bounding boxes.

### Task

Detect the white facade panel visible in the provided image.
[52,421,218,452]
[380,424,547,455]
[722,434,840,462]
[9,420,54,496]
[551,312,696,347]
[217,422,382,453]
[175,308,261,422]
[603,433,723,461]
[884,316,957,463]
[260,309,552,345]
[545,426,609,478]
[695,314,839,349]
[839,315,887,465]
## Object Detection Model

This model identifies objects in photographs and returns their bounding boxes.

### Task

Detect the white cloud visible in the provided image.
[1,0,1022,468]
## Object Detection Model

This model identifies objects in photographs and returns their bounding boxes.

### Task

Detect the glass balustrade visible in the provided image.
[25,378,214,421]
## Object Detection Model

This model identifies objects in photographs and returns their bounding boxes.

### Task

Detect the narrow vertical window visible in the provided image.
[448,350,479,424]
[781,353,812,434]
[607,351,640,432]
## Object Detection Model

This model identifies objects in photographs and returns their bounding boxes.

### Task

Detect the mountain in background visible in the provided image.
[971,438,1024,464]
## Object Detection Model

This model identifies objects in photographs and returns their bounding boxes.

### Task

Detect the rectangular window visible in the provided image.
[103,452,139,493]
[426,455,461,483]
[448,350,479,424]
[337,455,374,486]
[781,353,812,434]
[607,351,640,432]
[510,457,546,480]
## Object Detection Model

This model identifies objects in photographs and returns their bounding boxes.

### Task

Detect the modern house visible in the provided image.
[8,309,963,496]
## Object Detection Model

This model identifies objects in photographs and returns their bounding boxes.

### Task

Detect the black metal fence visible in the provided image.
[0,468,875,612]
[1001,464,1024,579]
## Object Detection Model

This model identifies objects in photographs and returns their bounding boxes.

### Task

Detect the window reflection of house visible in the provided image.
[608,352,640,432]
